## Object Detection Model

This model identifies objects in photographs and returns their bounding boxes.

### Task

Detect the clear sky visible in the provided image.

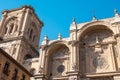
[0,0,120,44]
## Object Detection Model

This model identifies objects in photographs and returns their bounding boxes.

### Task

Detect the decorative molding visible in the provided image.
[68,40,79,46]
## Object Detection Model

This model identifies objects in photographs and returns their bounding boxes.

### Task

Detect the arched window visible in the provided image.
[48,45,69,77]
[5,17,18,35]
[29,29,33,40]
[4,27,8,34]
[33,35,35,42]
[9,23,14,33]
[14,24,18,32]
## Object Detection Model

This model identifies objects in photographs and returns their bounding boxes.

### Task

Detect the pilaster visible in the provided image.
[0,11,7,36]
[21,7,31,36]
[68,40,81,80]
[114,34,120,70]
[37,45,48,80]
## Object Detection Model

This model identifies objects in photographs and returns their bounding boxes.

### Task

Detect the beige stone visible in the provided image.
[1,6,120,80]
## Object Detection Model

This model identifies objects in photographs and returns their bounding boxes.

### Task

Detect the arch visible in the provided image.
[78,22,116,73]
[3,16,18,34]
[77,21,114,41]
[28,22,38,42]
[30,22,38,32]
[4,16,17,26]
[45,41,70,78]
[46,40,70,55]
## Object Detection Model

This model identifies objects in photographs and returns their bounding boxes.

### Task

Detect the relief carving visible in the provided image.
[93,56,108,69]
[80,29,114,73]
[72,63,78,71]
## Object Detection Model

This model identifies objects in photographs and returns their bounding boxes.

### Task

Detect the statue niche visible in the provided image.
[80,29,116,73]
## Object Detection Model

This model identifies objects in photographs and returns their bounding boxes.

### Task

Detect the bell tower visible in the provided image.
[0,6,43,64]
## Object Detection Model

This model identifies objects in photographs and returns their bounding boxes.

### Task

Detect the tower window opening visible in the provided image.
[9,23,14,33]
[29,29,33,40]
[12,68,18,80]
[4,27,8,34]
[14,25,18,32]
[3,61,10,75]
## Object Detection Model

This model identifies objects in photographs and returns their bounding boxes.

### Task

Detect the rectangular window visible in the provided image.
[12,68,18,80]
[3,61,10,75]
[21,74,26,80]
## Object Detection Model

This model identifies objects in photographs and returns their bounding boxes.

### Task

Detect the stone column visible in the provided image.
[39,47,46,73]
[14,42,22,61]
[109,44,117,71]
[20,7,31,36]
[0,12,7,36]
[36,46,47,80]
[115,35,120,70]
[68,40,81,80]
[6,25,10,34]
[12,23,17,33]
[17,7,26,36]
[69,41,78,71]
[0,11,7,36]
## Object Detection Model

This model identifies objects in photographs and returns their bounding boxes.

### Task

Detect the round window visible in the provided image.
[57,65,65,73]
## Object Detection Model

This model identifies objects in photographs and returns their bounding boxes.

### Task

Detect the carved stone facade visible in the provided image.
[0,6,43,65]
[1,6,120,80]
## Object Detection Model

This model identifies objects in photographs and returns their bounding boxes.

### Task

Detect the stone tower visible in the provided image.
[0,6,43,64]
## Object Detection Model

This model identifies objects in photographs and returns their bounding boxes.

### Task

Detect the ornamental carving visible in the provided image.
[93,56,108,69]
[72,63,78,71]
[80,29,115,73]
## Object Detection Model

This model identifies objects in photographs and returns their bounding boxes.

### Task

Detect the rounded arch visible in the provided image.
[47,40,70,55]
[78,21,115,73]
[29,22,39,33]
[3,16,18,34]
[77,21,114,41]
[28,22,39,42]
[3,16,18,27]
[45,40,70,78]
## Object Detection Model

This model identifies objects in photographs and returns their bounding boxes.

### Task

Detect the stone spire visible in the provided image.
[42,35,49,45]
[72,18,76,24]
[58,33,62,40]
[70,18,77,31]
[114,9,119,17]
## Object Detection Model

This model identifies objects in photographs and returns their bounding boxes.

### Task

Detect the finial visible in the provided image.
[92,16,97,21]
[114,9,119,17]
[72,18,76,24]
[43,35,48,40]
[58,33,62,40]
[42,35,49,45]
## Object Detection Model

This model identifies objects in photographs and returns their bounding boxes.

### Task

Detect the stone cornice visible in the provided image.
[84,71,120,78]
[0,36,39,56]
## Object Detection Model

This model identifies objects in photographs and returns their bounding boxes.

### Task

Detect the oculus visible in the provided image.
[57,65,65,73]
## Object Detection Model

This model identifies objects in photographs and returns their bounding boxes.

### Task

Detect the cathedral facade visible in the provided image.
[0,6,120,80]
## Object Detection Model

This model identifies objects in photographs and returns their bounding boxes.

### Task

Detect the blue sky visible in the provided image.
[0,0,120,44]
